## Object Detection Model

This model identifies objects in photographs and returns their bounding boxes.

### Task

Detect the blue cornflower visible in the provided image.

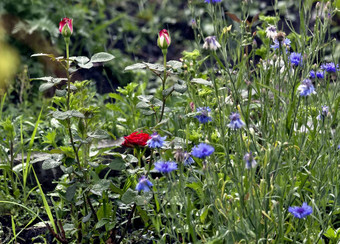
[147,132,166,148]
[154,161,178,173]
[271,38,291,49]
[309,70,325,79]
[174,150,195,166]
[297,79,315,97]
[191,143,214,159]
[184,155,195,166]
[195,107,212,123]
[228,112,245,130]
[338,145,340,150]
[317,106,329,120]
[290,52,303,66]
[288,202,313,219]
[204,0,222,3]
[244,152,257,169]
[136,176,153,192]
[321,62,339,73]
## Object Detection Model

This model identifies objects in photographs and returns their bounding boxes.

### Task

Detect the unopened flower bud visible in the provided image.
[157,29,171,50]
[59,17,73,38]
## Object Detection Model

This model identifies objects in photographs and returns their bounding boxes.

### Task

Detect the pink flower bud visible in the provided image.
[157,29,171,50]
[59,18,73,38]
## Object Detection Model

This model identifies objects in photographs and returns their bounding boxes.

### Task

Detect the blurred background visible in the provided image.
[0,0,339,105]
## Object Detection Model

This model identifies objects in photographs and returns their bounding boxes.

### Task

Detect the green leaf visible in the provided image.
[162,86,174,96]
[51,110,85,120]
[167,60,182,69]
[136,101,150,109]
[121,189,138,204]
[31,53,55,58]
[82,212,92,223]
[39,83,55,92]
[55,89,67,97]
[42,155,63,170]
[137,95,153,102]
[109,158,126,171]
[173,84,187,94]
[65,184,77,201]
[95,218,110,229]
[78,62,93,69]
[75,56,90,65]
[191,78,212,86]
[91,179,111,196]
[90,52,115,63]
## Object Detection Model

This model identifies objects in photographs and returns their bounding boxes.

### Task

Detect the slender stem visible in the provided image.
[159,49,168,122]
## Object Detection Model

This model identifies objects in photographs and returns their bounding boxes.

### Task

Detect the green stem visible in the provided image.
[159,49,168,122]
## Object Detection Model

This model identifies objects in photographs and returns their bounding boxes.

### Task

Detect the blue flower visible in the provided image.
[147,132,166,148]
[288,202,313,219]
[317,106,329,120]
[310,70,325,79]
[195,107,212,123]
[136,176,153,192]
[338,145,340,150]
[271,38,291,49]
[203,36,221,50]
[290,52,303,66]
[321,62,339,73]
[154,161,178,173]
[297,79,315,96]
[244,152,257,169]
[228,112,245,130]
[191,143,214,159]
[174,150,195,166]
[204,0,222,3]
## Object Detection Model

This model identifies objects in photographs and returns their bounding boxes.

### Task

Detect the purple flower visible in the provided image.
[228,112,245,130]
[203,36,221,50]
[174,150,195,166]
[321,62,339,73]
[147,132,166,148]
[265,25,277,40]
[310,70,325,79]
[154,161,178,173]
[195,107,212,123]
[290,52,303,66]
[297,79,315,97]
[191,143,214,159]
[244,152,257,169]
[288,202,313,219]
[338,145,340,150]
[204,0,222,3]
[271,38,291,49]
[136,176,153,192]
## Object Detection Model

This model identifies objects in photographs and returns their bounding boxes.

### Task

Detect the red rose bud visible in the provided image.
[59,17,73,38]
[122,131,151,148]
[157,29,171,50]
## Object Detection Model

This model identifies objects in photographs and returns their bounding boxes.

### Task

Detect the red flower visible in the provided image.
[157,29,171,49]
[59,17,73,37]
[122,131,151,147]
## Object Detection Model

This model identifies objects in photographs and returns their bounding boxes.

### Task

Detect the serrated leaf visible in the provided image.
[51,110,85,120]
[55,89,67,97]
[109,158,126,171]
[191,78,212,86]
[91,179,111,196]
[173,84,187,93]
[167,60,182,69]
[78,62,93,69]
[124,63,147,71]
[121,189,138,204]
[75,56,90,65]
[90,52,115,63]
[136,101,150,109]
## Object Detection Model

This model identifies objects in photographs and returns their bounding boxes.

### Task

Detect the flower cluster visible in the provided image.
[310,70,325,79]
[228,112,245,130]
[154,161,178,173]
[191,143,214,159]
[290,52,303,66]
[288,202,313,219]
[297,79,316,97]
[321,62,339,73]
[195,107,212,123]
